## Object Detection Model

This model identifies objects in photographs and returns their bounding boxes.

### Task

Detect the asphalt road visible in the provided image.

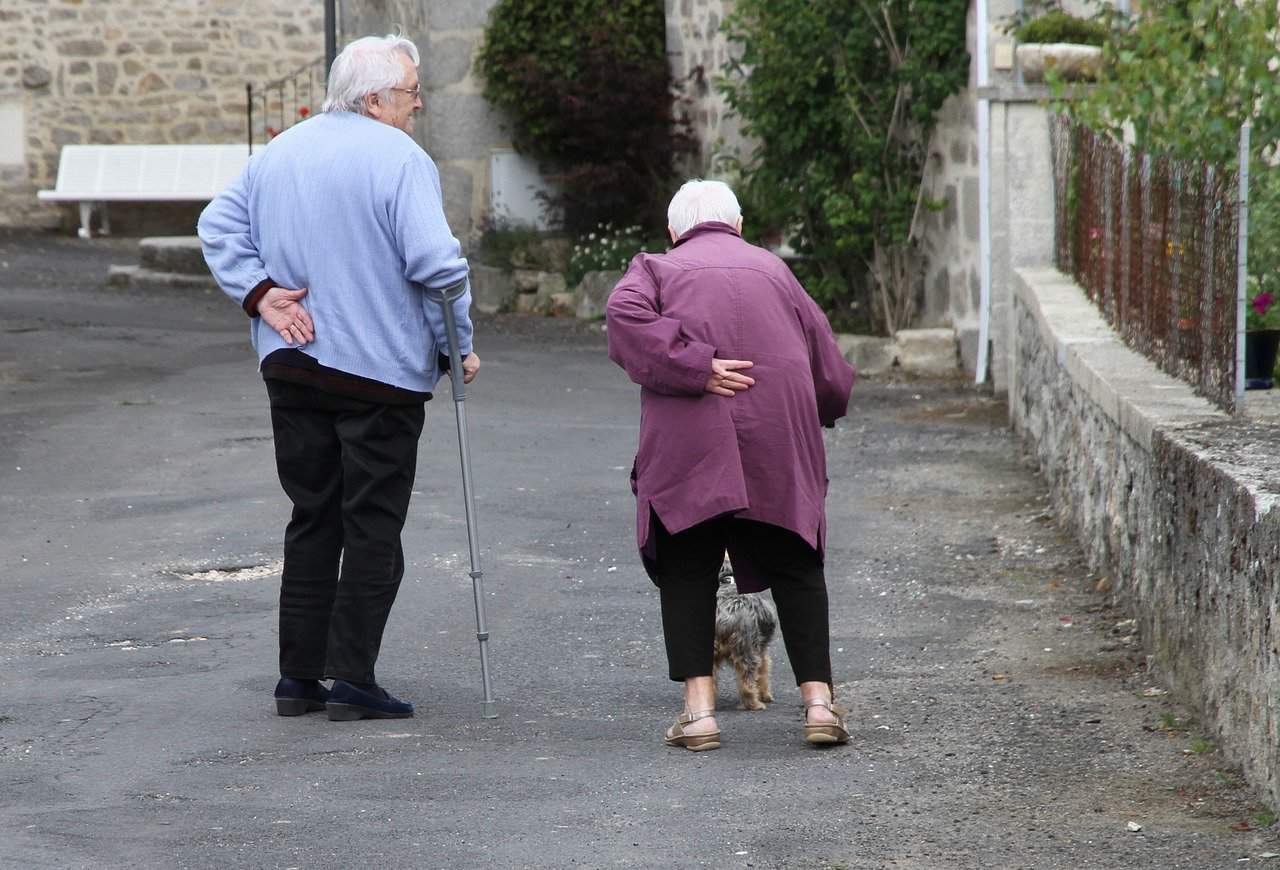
[0,231,1276,869]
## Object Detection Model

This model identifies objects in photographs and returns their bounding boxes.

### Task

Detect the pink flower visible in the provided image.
[1253,292,1274,316]
[1088,227,1103,241]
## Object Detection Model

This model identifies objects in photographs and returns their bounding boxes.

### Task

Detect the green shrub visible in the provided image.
[719,0,969,334]
[476,0,694,234]
[565,223,667,289]
[1066,0,1280,301]
[1015,10,1108,46]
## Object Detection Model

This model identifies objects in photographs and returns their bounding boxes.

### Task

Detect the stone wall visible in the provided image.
[337,0,507,245]
[1012,266,1280,807]
[0,0,323,231]
[663,0,747,175]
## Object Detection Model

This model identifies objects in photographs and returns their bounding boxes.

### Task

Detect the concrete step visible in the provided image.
[138,236,210,276]
[836,328,960,376]
[106,264,220,292]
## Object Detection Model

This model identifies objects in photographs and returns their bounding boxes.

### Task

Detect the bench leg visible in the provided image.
[77,202,93,239]
[99,203,111,237]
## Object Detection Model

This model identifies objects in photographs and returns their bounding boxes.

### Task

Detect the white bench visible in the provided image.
[37,144,250,239]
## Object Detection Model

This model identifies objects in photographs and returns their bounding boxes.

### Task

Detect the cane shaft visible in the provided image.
[429,279,497,718]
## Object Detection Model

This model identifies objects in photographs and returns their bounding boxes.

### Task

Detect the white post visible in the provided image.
[975,0,993,384]
[1236,121,1251,411]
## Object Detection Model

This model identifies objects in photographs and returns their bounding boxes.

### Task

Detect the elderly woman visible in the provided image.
[606,180,855,750]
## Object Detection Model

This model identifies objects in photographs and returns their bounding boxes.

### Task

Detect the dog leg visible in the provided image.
[758,653,774,703]
[736,658,765,710]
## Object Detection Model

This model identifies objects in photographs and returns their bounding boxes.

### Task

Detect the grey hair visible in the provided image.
[667,179,742,238]
[322,34,420,115]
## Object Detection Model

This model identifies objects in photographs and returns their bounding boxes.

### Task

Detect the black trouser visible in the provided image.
[653,514,832,686]
[266,379,425,685]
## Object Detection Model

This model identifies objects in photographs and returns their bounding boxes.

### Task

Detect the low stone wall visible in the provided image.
[1012,266,1280,807]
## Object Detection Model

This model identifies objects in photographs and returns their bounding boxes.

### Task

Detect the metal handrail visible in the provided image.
[246,58,326,154]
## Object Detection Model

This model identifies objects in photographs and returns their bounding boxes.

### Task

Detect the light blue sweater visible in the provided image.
[198,111,472,393]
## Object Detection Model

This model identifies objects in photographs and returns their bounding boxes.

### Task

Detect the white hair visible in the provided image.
[667,179,742,238]
[322,34,420,115]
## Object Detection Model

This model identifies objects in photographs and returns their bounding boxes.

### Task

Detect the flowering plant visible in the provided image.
[1247,277,1280,331]
[565,223,667,288]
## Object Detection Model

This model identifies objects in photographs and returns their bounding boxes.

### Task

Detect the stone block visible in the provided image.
[514,291,539,313]
[429,1,499,31]
[139,236,209,275]
[547,291,575,317]
[894,328,958,374]
[423,37,474,88]
[437,161,474,240]
[22,65,50,89]
[957,325,982,376]
[512,268,540,293]
[468,263,513,314]
[427,93,504,161]
[574,269,621,320]
[535,271,566,301]
[836,334,896,376]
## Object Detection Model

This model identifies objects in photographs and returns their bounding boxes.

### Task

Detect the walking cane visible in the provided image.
[425,278,497,720]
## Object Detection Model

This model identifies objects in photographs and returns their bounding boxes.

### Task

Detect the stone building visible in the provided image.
[0,0,324,232]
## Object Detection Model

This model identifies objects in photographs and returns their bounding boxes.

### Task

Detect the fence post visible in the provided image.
[1236,121,1251,412]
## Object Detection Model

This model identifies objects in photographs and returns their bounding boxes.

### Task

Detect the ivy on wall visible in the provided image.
[719,0,970,334]
[477,0,694,233]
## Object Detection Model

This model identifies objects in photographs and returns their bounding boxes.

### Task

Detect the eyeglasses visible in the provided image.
[389,85,421,100]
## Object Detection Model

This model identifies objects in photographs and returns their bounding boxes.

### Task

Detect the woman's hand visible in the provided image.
[704,358,754,397]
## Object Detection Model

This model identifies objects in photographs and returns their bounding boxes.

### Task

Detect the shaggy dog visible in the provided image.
[714,556,778,710]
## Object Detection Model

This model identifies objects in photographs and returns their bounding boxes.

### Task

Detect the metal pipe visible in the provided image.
[1235,121,1251,411]
[324,0,337,78]
[975,0,993,384]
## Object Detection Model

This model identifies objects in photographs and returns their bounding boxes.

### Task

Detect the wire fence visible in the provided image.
[247,59,326,154]
[1050,115,1241,412]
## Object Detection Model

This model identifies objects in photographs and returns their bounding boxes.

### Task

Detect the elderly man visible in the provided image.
[606,180,855,750]
[199,34,478,721]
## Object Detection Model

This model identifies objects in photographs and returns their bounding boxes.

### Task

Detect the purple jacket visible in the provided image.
[606,222,855,592]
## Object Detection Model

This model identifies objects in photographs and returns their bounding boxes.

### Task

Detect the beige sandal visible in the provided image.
[803,698,850,745]
[664,709,721,751]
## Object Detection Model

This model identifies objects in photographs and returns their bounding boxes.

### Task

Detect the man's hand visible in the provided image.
[461,352,480,384]
[705,358,754,397]
[257,286,314,346]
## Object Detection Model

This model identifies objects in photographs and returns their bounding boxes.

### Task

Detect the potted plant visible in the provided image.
[1007,2,1109,84]
[1246,279,1280,390]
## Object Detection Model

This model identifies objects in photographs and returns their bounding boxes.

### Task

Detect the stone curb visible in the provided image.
[1012,265,1280,808]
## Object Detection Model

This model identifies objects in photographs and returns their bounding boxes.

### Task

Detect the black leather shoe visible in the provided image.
[326,680,414,721]
[274,677,330,716]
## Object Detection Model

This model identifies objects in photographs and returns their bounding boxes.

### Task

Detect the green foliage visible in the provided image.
[719,0,969,334]
[1064,0,1280,319]
[1068,1,1280,165]
[1015,10,1108,47]
[476,0,693,233]
[565,223,666,289]
[472,224,548,270]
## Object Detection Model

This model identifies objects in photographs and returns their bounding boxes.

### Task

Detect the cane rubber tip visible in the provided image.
[482,701,498,720]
